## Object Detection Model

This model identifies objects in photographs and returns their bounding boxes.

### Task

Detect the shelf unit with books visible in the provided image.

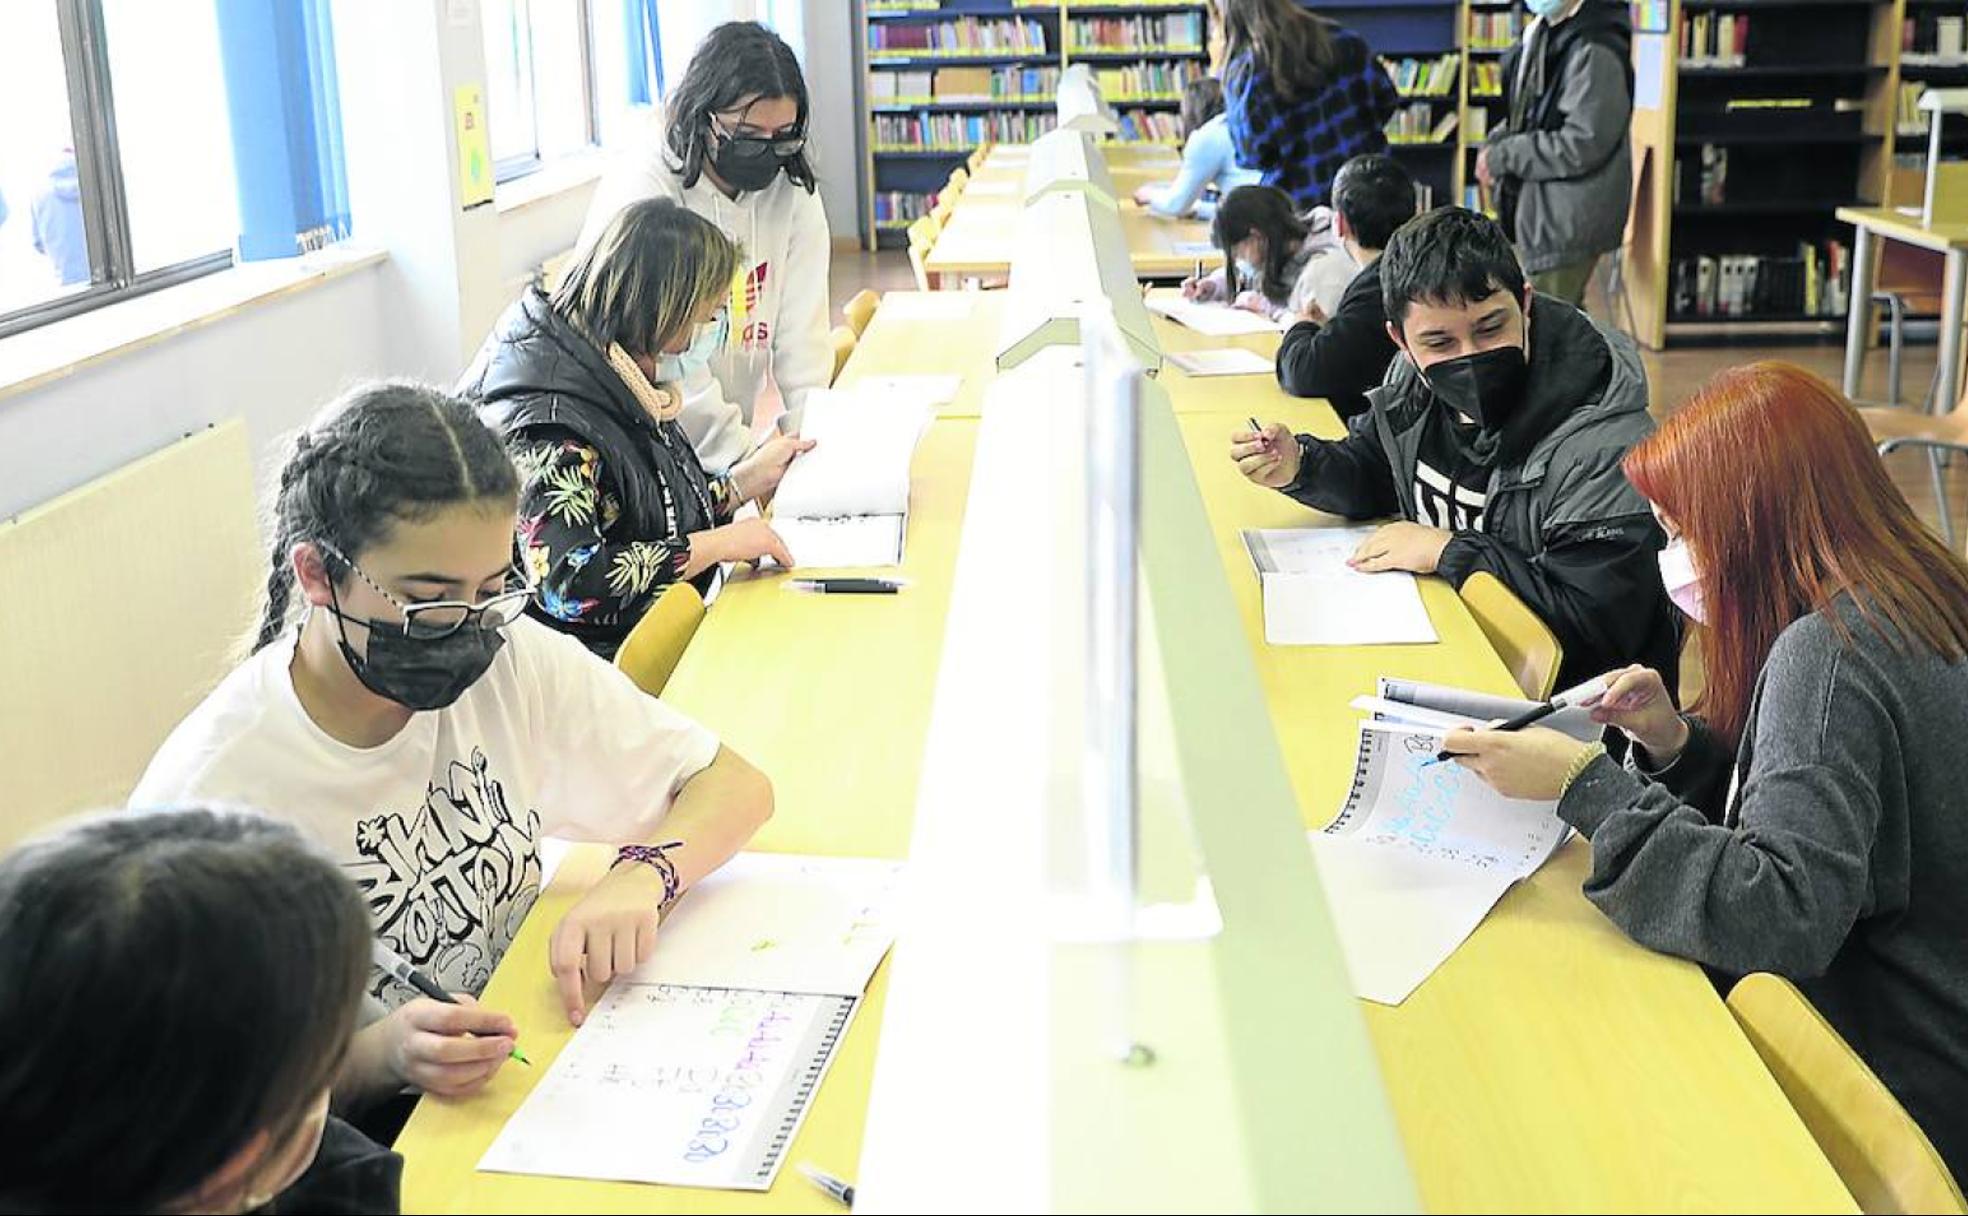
[856,0,1211,247]
[1306,1,1472,210]
[1623,0,1904,346]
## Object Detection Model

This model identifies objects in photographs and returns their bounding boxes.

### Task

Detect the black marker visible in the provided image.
[787,577,902,595]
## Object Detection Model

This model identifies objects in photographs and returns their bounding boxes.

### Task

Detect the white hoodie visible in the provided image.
[577,104,833,472]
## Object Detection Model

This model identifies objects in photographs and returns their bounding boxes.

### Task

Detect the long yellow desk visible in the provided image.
[396,294,1852,1212]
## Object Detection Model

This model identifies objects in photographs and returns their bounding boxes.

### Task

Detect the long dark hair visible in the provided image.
[1220,0,1340,101]
[553,198,740,360]
[1214,185,1310,305]
[1179,77,1225,137]
[0,807,372,1213]
[665,21,817,193]
[255,383,519,651]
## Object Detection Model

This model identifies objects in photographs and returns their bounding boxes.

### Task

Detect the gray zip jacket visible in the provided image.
[1560,595,1968,1182]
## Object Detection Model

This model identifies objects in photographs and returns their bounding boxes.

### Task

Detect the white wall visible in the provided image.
[801,0,863,240]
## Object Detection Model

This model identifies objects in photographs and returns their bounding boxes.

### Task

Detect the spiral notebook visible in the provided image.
[478,854,900,1190]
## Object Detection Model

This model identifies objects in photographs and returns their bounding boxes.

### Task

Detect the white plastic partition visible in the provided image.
[1023,127,1117,209]
[1055,62,1119,137]
[995,191,1161,372]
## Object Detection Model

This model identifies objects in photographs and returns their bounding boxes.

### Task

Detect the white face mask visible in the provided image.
[1658,537,1706,624]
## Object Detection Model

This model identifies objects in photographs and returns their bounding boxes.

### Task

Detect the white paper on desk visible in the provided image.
[1147,293,1282,336]
[1167,348,1274,377]
[773,515,905,568]
[478,983,860,1190]
[1243,527,1436,645]
[772,388,931,519]
[1376,676,1600,742]
[1171,239,1217,256]
[625,853,903,998]
[1307,718,1570,1004]
[877,292,977,321]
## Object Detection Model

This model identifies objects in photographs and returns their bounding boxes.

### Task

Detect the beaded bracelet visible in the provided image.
[614,841,685,909]
[1559,742,1608,799]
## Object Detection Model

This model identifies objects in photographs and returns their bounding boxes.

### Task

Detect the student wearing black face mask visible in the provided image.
[1231,207,1679,692]
[577,22,831,477]
[133,383,775,1120]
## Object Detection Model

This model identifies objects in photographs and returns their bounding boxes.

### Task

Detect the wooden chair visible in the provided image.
[968,143,991,171]
[945,166,970,194]
[1458,571,1562,701]
[1727,973,1966,1216]
[1859,401,1968,551]
[829,325,857,383]
[907,216,938,292]
[842,288,879,338]
[930,197,955,230]
[612,582,706,697]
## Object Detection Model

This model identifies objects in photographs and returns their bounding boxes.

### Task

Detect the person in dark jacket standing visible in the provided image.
[1231,207,1678,692]
[1214,0,1399,211]
[1442,363,1968,1183]
[458,199,811,658]
[1477,0,1633,306]
[1276,153,1414,420]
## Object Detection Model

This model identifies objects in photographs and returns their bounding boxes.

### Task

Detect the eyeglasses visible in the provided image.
[711,114,806,158]
[319,543,532,640]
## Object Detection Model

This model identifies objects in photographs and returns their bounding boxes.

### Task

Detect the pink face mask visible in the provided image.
[1658,538,1706,624]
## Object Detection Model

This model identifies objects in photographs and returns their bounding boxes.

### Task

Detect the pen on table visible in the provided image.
[1193,257,1203,284]
[798,1163,855,1208]
[1430,675,1613,764]
[787,577,902,595]
[371,940,532,1065]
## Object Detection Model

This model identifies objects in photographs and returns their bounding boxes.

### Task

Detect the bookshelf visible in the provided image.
[1623,0,1906,347]
[857,0,1213,246]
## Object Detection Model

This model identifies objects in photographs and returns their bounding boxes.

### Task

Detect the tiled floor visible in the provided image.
[827,248,1968,544]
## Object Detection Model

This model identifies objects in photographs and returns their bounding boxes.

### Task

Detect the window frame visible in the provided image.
[0,0,237,341]
[489,0,603,186]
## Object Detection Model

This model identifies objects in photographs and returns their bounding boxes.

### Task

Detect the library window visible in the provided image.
[484,0,639,182]
[0,0,239,337]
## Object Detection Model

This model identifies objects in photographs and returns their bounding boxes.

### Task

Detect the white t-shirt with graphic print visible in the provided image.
[130,616,721,1006]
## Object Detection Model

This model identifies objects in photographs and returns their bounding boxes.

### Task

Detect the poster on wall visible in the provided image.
[455,84,494,209]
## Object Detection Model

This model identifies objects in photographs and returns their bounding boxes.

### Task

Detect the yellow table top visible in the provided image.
[395,295,1851,1213]
[849,290,1282,420]
[926,199,1218,279]
[1837,204,1968,252]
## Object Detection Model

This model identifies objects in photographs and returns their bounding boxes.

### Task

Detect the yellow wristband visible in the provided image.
[1559,741,1608,799]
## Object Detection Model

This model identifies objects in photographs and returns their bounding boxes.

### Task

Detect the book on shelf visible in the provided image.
[1065,13,1203,54]
[1116,108,1183,144]
[1470,61,1503,99]
[1680,12,1748,68]
[1905,13,1968,64]
[1631,0,1669,35]
[867,16,1046,59]
[1094,58,1200,102]
[874,191,935,227]
[1901,81,1932,137]
[1382,53,1461,99]
[1470,9,1524,51]
[1669,241,1850,321]
[1385,102,1456,144]
[1466,107,1489,142]
[874,109,1057,151]
[870,0,940,11]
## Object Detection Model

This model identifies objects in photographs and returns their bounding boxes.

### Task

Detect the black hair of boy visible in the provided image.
[0,807,374,1213]
[664,21,816,193]
[1379,205,1528,330]
[1331,153,1415,253]
[1212,184,1309,305]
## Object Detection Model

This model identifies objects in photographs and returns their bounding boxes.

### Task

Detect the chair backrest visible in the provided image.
[907,217,937,292]
[968,143,990,171]
[909,213,941,246]
[946,166,970,193]
[829,325,857,383]
[931,198,955,229]
[1458,571,1562,700]
[613,582,707,697]
[842,288,879,337]
[1727,973,1967,1216]
[1,421,263,846]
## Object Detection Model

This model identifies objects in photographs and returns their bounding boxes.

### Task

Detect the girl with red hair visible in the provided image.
[1444,362,1968,1177]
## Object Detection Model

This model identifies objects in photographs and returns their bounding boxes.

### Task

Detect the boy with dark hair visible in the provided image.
[1233,207,1679,691]
[1275,153,1414,420]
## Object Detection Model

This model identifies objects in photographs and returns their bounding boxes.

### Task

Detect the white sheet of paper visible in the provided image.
[772,388,930,519]
[1377,677,1600,742]
[849,373,964,407]
[1308,833,1517,1005]
[878,293,977,322]
[773,515,905,569]
[1171,240,1216,256]
[478,984,859,1189]
[1244,528,1435,645]
[1146,293,1282,336]
[624,853,902,997]
[1167,348,1274,377]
